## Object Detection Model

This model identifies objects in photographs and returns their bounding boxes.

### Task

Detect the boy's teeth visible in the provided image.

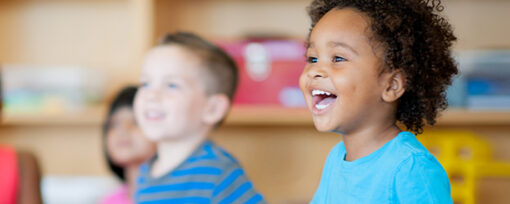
[312,89,332,96]
[315,103,330,110]
[146,111,164,118]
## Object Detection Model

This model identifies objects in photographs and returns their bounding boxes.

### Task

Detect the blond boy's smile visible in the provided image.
[144,109,166,121]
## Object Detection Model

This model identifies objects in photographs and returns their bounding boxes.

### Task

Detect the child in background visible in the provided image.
[133,32,265,203]
[101,86,156,204]
[301,0,457,203]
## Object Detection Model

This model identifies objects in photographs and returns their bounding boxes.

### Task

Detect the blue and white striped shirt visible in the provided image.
[135,140,265,204]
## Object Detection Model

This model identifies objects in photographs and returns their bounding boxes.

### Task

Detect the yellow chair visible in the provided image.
[418,131,510,204]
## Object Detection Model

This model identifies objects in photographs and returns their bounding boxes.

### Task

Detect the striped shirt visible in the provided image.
[135,140,266,204]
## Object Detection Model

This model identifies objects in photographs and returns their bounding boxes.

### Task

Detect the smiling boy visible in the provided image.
[301,0,458,203]
[134,32,265,204]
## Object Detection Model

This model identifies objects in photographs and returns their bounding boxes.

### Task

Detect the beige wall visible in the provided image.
[0,0,152,96]
[154,0,311,41]
[0,125,105,175]
[444,1,510,50]
[154,0,510,49]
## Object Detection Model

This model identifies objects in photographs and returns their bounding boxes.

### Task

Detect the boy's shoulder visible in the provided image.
[391,132,435,161]
[138,140,241,181]
[135,141,265,203]
[389,133,452,202]
[186,140,240,166]
[388,132,445,175]
[173,140,245,181]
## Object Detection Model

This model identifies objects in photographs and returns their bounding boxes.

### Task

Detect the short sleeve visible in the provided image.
[394,154,453,204]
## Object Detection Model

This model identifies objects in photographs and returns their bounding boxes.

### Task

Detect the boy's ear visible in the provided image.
[202,94,230,125]
[381,70,406,103]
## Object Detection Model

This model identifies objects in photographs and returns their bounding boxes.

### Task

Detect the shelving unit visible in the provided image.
[0,106,107,126]
[2,105,509,127]
[153,0,311,42]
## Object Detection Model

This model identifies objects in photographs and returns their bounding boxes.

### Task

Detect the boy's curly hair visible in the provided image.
[308,0,458,134]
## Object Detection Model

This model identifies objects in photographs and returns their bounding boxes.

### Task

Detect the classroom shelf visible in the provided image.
[0,105,107,126]
[1,105,509,127]
[226,106,510,127]
[435,109,510,127]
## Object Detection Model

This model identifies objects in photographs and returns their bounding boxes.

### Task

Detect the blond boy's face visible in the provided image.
[300,8,388,134]
[134,45,209,142]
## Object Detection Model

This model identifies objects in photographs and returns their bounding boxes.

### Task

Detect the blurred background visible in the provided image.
[0,0,509,203]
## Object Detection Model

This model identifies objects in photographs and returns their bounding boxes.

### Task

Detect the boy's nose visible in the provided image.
[307,65,328,79]
[145,89,162,102]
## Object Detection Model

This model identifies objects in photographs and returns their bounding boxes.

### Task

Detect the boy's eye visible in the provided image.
[333,56,346,62]
[140,82,149,88]
[307,57,318,63]
[167,83,179,89]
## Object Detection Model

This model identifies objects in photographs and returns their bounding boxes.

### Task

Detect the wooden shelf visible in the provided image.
[1,106,107,126]
[2,105,508,127]
[435,109,510,127]
[226,106,510,126]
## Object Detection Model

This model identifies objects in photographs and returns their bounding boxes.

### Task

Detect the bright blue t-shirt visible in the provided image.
[311,131,452,204]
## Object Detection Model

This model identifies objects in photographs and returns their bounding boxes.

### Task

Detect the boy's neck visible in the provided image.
[150,130,209,178]
[342,121,401,162]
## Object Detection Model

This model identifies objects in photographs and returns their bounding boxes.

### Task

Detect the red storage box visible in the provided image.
[218,40,307,107]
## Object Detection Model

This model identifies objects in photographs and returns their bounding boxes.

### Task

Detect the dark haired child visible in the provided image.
[300,0,457,203]
[133,32,265,203]
[101,86,155,204]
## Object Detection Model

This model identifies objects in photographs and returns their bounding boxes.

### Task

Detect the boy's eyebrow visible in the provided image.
[306,41,313,49]
[307,41,359,56]
[328,41,359,56]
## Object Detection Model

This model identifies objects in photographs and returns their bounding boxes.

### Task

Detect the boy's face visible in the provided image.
[134,45,210,141]
[300,8,389,134]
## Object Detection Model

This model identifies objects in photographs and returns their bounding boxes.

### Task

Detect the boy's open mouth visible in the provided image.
[144,110,166,121]
[312,89,337,111]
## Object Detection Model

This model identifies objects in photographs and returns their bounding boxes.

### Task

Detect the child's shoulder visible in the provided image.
[389,134,451,202]
[390,132,444,173]
[179,140,245,178]
[138,140,241,178]
[392,131,433,158]
[135,141,265,203]
[137,140,244,188]
[186,140,240,166]
[331,140,347,156]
